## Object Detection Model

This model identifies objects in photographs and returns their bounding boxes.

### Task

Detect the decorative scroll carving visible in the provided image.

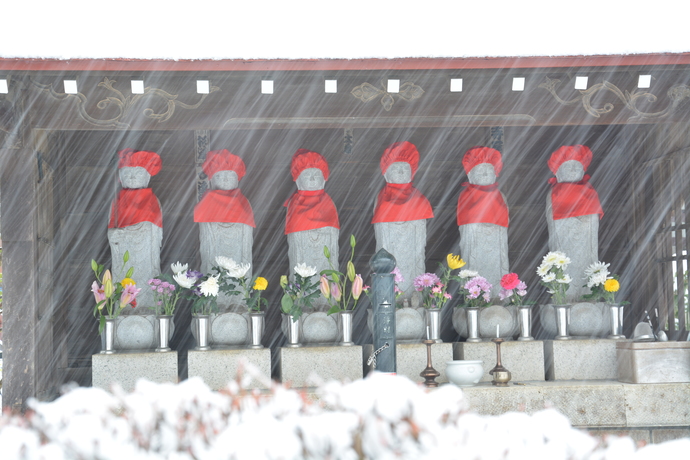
[539,77,690,120]
[32,78,220,129]
[351,80,424,111]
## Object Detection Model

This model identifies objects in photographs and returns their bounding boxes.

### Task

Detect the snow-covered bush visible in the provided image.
[0,365,687,460]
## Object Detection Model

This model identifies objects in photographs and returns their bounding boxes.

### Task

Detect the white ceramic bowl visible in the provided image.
[445,360,484,387]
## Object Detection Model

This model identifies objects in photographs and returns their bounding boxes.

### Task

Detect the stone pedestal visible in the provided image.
[454,340,545,382]
[364,342,454,384]
[544,339,627,380]
[188,348,272,390]
[279,345,363,387]
[617,341,690,384]
[92,351,178,392]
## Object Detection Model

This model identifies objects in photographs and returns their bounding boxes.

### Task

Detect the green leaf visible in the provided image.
[281,294,293,314]
[326,304,340,316]
[99,315,106,334]
[91,259,98,273]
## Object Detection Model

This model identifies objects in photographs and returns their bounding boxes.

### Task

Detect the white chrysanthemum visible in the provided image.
[543,252,562,265]
[587,271,609,288]
[536,263,551,277]
[585,261,610,277]
[557,274,572,284]
[173,272,195,289]
[227,263,251,279]
[200,275,220,297]
[215,256,238,272]
[554,255,571,269]
[170,261,188,275]
[459,270,479,279]
[294,263,317,278]
[541,273,556,282]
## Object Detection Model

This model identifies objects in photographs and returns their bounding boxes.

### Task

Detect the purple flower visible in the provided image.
[499,288,512,300]
[517,281,527,291]
[483,292,491,303]
[391,267,405,284]
[414,273,441,291]
[517,289,527,297]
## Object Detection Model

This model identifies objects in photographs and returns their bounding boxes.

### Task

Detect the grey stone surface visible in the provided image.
[546,160,598,303]
[452,306,519,340]
[542,382,626,427]
[617,341,690,383]
[279,345,363,387]
[301,311,338,344]
[454,340,545,382]
[108,167,161,313]
[364,342,453,384]
[374,220,426,299]
[539,303,610,338]
[460,384,546,416]
[92,351,178,392]
[210,312,250,346]
[112,314,174,351]
[651,428,690,443]
[624,383,690,427]
[188,348,271,390]
[544,339,621,380]
[587,428,651,445]
[367,306,426,342]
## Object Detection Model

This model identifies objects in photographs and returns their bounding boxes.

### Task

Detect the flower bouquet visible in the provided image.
[583,261,625,304]
[91,251,141,333]
[173,268,220,316]
[215,256,268,312]
[499,273,529,306]
[413,253,465,310]
[320,234,364,316]
[536,251,572,305]
[461,275,493,308]
[280,263,320,320]
[147,261,189,316]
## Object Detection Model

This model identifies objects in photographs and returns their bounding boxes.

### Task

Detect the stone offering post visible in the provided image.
[369,248,397,373]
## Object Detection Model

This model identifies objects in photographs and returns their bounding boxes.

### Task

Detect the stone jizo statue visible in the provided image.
[546,145,603,302]
[108,149,163,313]
[194,149,255,308]
[457,146,510,300]
[372,141,433,299]
[284,149,339,285]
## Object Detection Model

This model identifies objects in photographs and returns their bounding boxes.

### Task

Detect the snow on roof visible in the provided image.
[3,0,690,61]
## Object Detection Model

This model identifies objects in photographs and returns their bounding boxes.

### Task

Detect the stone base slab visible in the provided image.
[364,342,454,384]
[544,339,627,380]
[454,340,545,382]
[279,345,363,387]
[92,351,178,392]
[188,348,271,390]
[617,341,690,383]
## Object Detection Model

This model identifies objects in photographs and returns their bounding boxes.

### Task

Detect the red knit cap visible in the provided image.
[462,147,503,176]
[380,142,420,179]
[548,145,592,174]
[202,149,246,181]
[118,149,162,176]
[290,149,329,181]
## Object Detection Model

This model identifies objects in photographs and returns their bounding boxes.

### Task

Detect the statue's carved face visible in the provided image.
[119,166,150,189]
[556,160,585,183]
[211,170,239,190]
[296,168,325,191]
[468,163,496,186]
[384,162,412,184]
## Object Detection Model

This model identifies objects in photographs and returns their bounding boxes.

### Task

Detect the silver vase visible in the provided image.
[101,317,116,354]
[553,304,572,340]
[608,303,626,339]
[155,315,173,352]
[194,314,211,351]
[249,312,265,349]
[517,305,534,341]
[425,308,442,343]
[284,313,302,347]
[339,310,354,346]
[466,307,481,342]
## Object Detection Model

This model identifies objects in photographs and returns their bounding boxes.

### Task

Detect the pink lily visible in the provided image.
[119,284,141,309]
[352,274,363,300]
[320,275,330,299]
[331,282,342,302]
[92,281,106,304]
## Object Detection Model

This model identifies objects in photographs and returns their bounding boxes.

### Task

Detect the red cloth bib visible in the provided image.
[108,188,162,228]
[456,183,509,227]
[549,175,604,220]
[371,183,434,223]
[193,189,256,227]
[284,189,340,234]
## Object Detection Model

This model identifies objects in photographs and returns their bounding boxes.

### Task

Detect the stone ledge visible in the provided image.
[279,345,363,387]
[188,348,271,390]
[92,351,178,392]
[364,342,454,385]
[454,340,545,382]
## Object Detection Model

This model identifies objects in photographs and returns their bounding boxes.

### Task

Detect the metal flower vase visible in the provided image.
[425,308,442,343]
[155,315,173,352]
[194,314,211,351]
[339,310,355,346]
[101,317,116,354]
[249,311,265,349]
[553,304,572,340]
[608,303,626,339]
[465,307,482,342]
[517,305,534,341]
[284,313,302,347]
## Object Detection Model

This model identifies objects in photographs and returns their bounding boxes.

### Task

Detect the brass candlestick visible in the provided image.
[420,339,440,387]
[489,338,511,386]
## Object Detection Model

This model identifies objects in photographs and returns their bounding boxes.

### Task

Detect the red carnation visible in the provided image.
[501,273,520,290]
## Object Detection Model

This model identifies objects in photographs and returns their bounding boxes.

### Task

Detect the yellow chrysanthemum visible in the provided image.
[254,277,268,291]
[447,254,466,270]
[121,278,136,287]
[604,279,620,292]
